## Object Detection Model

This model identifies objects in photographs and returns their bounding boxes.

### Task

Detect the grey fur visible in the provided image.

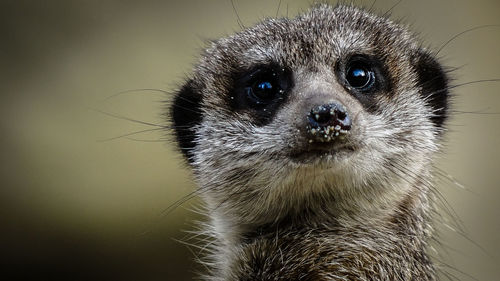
[171,4,449,281]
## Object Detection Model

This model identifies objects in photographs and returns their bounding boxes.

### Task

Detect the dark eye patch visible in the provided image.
[229,63,293,126]
[245,68,284,103]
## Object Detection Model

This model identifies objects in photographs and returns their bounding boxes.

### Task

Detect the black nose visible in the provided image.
[306,102,352,143]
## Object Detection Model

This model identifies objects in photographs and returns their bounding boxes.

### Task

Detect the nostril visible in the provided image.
[312,106,332,126]
[336,110,346,121]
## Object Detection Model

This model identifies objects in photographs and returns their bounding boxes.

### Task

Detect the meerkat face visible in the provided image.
[171,5,448,223]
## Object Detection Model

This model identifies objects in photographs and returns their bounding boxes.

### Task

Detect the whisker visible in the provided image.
[91,107,165,127]
[451,109,500,116]
[102,88,169,101]
[369,0,377,12]
[230,0,245,29]
[276,0,282,18]
[98,128,164,142]
[436,24,500,55]
[381,0,403,18]
[125,137,165,142]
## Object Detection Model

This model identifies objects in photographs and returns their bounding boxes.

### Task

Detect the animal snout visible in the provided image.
[306,102,352,143]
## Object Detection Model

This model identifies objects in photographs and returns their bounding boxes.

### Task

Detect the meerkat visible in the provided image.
[170,4,449,281]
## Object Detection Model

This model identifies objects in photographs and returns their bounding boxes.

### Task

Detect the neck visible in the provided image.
[201,175,436,281]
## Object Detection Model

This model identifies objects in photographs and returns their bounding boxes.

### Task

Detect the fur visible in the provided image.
[171,4,449,281]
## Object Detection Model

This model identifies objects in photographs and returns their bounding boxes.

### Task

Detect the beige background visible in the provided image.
[1,0,499,280]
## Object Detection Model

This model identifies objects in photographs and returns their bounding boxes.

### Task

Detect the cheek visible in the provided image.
[354,104,438,173]
[194,117,280,164]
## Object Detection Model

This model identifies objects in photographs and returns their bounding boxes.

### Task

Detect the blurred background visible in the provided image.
[0,0,499,280]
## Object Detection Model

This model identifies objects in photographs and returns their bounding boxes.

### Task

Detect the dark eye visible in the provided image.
[346,61,375,90]
[245,71,283,102]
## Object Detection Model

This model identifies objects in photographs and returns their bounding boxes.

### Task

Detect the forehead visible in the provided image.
[205,5,417,71]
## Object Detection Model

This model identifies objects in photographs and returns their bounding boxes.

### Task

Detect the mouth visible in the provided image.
[289,143,356,164]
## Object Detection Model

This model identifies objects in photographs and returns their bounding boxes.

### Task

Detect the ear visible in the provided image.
[413,51,450,127]
[170,80,203,163]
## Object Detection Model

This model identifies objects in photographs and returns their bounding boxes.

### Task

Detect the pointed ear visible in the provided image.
[413,51,450,127]
[170,80,203,163]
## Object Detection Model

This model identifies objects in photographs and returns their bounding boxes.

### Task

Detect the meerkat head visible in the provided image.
[170,5,449,227]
